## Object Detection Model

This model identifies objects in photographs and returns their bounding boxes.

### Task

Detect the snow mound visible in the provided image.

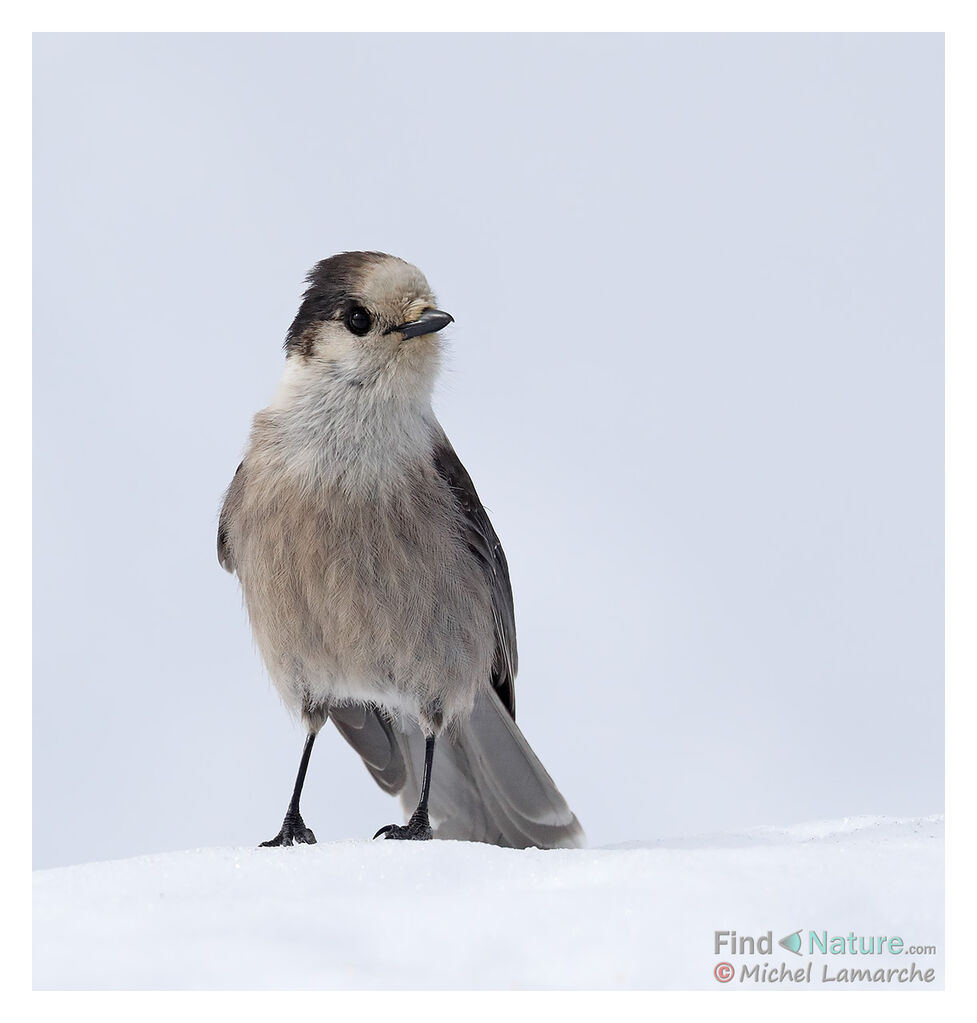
[33,814,943,990]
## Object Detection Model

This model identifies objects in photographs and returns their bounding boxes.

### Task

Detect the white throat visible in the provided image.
[257,355,438,496]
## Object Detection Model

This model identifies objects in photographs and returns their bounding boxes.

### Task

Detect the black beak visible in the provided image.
[388,308,454,340]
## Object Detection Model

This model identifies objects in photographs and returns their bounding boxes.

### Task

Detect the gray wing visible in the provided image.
[217,461,244,574]
[431,433,518,718]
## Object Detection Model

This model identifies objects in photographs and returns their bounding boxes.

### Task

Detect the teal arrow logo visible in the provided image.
[778,930,803,956]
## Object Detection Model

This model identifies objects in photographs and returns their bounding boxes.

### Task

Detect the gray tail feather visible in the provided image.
[333,689,584,849]
[328,701,406,795]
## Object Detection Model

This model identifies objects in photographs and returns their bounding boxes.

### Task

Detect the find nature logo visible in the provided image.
[712,928,938,985]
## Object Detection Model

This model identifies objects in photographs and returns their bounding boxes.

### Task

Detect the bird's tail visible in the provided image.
[328,689,584,849]
[395,688,585,849]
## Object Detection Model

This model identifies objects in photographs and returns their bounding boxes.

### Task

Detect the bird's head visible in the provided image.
[282,252,452,401]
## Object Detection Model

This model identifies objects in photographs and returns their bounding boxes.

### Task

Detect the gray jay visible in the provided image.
[219,251,583,848]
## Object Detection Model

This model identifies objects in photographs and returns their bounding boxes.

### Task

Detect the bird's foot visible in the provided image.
[373,809,433,841]
[260,812,317,847]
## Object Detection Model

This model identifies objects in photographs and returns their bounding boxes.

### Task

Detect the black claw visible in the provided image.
[373,811,433,842]
[260,815,317,848]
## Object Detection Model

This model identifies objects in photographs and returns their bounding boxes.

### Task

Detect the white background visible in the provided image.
[32,33,944,868]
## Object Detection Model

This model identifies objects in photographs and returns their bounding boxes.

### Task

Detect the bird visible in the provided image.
[218,251,583,849]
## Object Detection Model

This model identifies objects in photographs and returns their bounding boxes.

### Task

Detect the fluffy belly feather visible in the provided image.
[231,462,495,729]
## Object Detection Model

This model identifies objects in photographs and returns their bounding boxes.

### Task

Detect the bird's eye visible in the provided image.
[344,306,373,336]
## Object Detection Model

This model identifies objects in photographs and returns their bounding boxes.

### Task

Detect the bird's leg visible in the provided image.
[260,731,318,847]
[374,734,436,841]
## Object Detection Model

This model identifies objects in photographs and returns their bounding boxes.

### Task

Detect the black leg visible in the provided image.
[374,734,435,841]
[260,732,318,847]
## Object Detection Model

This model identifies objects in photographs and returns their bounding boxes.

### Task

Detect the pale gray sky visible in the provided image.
[33,33,943,868]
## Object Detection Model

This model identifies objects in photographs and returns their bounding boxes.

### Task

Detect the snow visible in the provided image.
[33,814,943,990]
